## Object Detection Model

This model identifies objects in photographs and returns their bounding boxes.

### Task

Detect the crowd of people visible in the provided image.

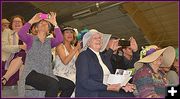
[1,12,179,98]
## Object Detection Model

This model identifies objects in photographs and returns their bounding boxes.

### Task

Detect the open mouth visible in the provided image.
[14,24,21,28]
[67,37,73,39]
[95,43,101,45]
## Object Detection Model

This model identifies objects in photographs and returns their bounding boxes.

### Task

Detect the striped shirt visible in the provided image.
[133,64,167,98]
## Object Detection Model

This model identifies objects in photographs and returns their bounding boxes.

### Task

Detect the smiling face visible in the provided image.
[12,17,23,32]
[88,33,103,52]
[63,30,75,43]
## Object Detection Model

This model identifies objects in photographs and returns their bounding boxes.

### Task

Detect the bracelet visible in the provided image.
[54,24,59,28]
[54,25,59,28]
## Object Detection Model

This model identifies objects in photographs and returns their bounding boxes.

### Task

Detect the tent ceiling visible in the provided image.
[2,1,178,47]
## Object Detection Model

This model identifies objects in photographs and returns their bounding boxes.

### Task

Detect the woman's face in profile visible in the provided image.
[153,55,163,66]
[89,33,102,51]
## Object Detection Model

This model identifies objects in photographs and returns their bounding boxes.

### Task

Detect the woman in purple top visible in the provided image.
[17,12,73,97]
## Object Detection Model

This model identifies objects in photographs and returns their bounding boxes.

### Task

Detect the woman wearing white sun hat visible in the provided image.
[133,45,175,98]
[75,29,135,97]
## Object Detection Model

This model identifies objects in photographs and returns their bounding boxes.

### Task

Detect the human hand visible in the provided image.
[45,12,57,26]
[107,83,121,92]
[28,13,42,25]
[109,39,121,51]
[130,37,138,52]
[122,83,136,92]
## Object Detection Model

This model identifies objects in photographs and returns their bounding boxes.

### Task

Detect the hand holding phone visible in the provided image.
[39,13,50,20]
[118,39,130,47]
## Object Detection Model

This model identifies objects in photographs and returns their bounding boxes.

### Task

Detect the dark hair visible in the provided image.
[120,46,130,54]
[9,15,25,30]
[110,36,119,40]
[29,22,38,34]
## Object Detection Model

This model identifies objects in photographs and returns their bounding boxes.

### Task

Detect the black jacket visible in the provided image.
[106,50,140,73]
[75,48,114,97]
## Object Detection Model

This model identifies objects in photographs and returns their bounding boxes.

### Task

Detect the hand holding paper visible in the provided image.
[107,83,121,92]
[122,83,136,92]
[107,74,132,86]
[107,69,132,86]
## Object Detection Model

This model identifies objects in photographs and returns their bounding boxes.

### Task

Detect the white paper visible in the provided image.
[107,69,132,86]
[107,74,132,86]
[115,69,132,76]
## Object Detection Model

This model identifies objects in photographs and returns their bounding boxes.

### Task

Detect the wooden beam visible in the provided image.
[122,2,156,43]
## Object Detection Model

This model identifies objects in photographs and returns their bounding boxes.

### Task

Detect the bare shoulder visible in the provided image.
[56,43,65,52]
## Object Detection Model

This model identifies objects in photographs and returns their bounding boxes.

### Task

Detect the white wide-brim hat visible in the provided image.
[82,29,111,52]
[134,46,175,70]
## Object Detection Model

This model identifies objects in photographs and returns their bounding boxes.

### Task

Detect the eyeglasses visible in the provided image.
[13,20,22,23]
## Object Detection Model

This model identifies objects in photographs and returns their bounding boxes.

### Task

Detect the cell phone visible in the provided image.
[39,13,50,19]
[74,41,83,48]
[119,39,130,46]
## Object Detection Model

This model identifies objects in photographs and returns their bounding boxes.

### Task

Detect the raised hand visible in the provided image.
[130,37,138,52]
[109,39,121,51]
[45,12,57,26]
[75,41,82,51]
[28,13,42,25]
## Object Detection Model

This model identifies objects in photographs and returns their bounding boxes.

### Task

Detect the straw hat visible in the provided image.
[2,19,10,24]
[134,45,175,70]
[82,29,111,52]
[62,27,75,33]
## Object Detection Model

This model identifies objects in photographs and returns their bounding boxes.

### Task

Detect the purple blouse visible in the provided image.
[18,22,63,50]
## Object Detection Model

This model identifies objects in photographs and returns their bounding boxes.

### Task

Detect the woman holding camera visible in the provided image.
[18,12,73,97]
